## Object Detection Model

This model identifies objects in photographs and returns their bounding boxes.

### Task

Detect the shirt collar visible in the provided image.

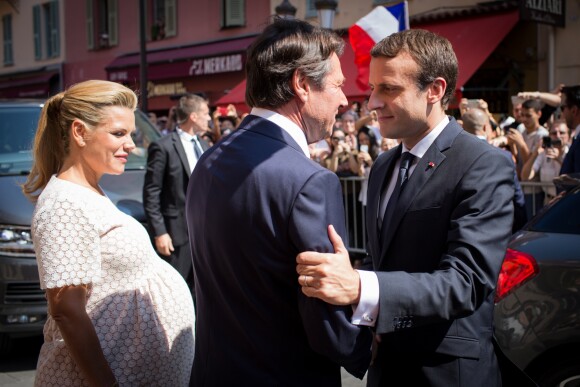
[176,127,196,141]
[250,107,310,158]
[402,116,450,159]
[574,123,580,139]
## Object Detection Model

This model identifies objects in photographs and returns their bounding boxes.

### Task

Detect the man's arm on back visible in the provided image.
[289,169,371,378]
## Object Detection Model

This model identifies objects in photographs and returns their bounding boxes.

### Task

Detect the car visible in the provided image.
[0,99,161,354]
[494,174,580,387]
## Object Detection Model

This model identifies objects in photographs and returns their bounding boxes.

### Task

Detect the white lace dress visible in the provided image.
[32,176,195,387]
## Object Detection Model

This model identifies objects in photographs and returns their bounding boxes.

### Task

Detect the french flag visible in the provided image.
[349,2,409,91]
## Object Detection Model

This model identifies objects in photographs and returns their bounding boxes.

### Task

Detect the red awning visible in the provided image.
[415,10,519,90]
[214,79,248,113]
[105,36,256,82]
[0,71,58,98]
[107,35,256,69]
[214,36,369,109]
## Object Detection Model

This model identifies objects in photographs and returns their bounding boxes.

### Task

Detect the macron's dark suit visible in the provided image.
[186,115,371,386]
[364,118,515,386]
[143,131,209,284]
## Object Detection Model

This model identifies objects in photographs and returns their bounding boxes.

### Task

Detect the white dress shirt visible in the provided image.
[177,128,202,174]
[352,116,450,326]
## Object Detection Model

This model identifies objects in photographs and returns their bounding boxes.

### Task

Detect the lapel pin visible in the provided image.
[426,162,436,171]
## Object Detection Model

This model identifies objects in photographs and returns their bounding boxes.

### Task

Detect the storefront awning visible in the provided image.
[214,36,370,110]
[415,9,519,90]
[106,35,257,82]
[0,71,58,98]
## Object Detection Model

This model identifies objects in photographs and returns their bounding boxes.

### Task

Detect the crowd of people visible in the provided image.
[22,14,580,387]
[150,83,579,234]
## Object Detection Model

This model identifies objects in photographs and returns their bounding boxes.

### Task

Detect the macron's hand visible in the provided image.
[296,225,361,306]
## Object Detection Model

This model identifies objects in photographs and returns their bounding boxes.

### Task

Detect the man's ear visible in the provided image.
[189,111,198,123]
[292,69,310,103]
[426,77,447,105]
[71,119,87,147]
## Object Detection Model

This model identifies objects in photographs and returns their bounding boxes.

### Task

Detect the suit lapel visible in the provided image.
[171,131,190,173]
[366,147,399,267]
[377,119,463,267]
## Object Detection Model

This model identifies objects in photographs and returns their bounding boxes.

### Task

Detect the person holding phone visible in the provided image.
[356,125,379,176]
[325,128,359,176]
[521,120,570,204]
[356,126,380,210]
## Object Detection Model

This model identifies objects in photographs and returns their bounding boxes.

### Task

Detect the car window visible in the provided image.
[0,106,39,175]
[0,104,160,175]
[127,109,161,170]
[528,189,580,234]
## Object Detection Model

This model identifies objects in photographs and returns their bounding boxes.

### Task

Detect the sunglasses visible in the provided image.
[332,136,345,141]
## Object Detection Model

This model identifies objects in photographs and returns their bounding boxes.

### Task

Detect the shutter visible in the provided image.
[225,0,244,27]
[49,0,60,57]
[33,5,42,59]
[305,0,316,18]
[107,0,118,45]
[86,0,94,49]
[3,15,13,65]
[165,0,176,37]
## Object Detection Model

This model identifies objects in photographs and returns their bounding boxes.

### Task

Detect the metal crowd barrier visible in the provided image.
[338,176,556,254]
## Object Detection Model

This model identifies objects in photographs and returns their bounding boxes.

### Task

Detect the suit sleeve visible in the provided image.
[288,169,372,378]
[375,149,514,334]
[143,140,168,238]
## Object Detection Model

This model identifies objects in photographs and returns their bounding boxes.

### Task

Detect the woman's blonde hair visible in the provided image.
[22,80,138,201]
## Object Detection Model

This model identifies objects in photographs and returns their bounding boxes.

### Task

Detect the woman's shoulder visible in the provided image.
[34,177,108,224]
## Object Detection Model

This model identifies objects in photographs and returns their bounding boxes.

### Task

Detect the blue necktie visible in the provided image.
[192,136,203,159]
[379,151,415,234]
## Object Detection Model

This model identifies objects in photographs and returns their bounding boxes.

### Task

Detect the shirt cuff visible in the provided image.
[351,269,379,326]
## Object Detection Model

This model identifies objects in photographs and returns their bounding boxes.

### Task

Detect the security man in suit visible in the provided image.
[143,93,210,293]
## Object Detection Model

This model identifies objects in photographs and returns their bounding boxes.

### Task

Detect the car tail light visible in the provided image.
[495,248,539,303]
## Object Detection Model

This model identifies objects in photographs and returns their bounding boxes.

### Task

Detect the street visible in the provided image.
[0,335,366,387]
[0,336,41,387]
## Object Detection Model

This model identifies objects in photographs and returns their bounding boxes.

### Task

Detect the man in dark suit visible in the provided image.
[143,93,210,292]
[185,19,371,386]
[296,30,533,386]
[560,85,580,175]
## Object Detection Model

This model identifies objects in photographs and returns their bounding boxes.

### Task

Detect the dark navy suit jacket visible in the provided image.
[144,131,210,245]
[364,118,516,386]
[186,115,371,386]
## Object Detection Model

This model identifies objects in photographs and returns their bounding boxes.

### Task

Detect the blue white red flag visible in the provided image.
[349,2,409,91]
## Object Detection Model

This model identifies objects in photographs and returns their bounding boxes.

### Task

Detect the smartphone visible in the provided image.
[467,99,479,108]
[360,144,369,153]
[542,136,552,148]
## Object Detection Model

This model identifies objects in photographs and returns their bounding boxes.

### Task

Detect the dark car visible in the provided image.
[494,175,580,387]
[0,100,160,353]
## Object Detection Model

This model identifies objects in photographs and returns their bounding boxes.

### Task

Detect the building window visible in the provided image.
[2,14,13,66]
[305,0,317,18]
[86,0,118,50]
[33,1,60,60]
[222,0,244,28]
[150,0,176,41]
